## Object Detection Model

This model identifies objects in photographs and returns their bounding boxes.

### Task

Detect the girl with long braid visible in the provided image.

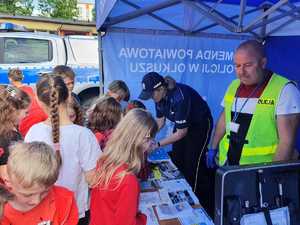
[0,85,30,183]
[25,74,101,225]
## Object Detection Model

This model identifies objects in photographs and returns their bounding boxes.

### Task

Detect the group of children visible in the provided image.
[0,67,153,225]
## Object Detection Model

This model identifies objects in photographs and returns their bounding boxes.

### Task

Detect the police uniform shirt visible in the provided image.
[156,83,210,129]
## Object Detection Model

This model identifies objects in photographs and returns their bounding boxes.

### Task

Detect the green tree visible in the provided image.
[0,0,33,16]
[38,0,78,19]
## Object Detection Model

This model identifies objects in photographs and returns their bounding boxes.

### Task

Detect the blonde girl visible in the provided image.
[25,74,101,224]
[89,109,158,225]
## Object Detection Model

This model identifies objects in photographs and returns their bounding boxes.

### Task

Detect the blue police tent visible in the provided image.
[96,0,300,146]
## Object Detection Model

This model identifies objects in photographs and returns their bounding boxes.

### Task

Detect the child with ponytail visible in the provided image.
[25,74,101,225]
[89,109,158,225]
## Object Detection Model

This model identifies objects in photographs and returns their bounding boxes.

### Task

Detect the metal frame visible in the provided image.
[120,0,185,32]
[100,0,300,38]
[103,0,181,28]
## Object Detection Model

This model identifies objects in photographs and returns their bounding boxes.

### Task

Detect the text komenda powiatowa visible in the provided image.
[119,47,235,74]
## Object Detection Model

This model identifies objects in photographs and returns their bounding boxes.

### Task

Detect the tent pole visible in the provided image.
[238,0,247,31]
[243,0,288,32]
[103,0,181,27]
[245,6,300,32]
[266,17,297,36]
[185,0,236,32]
[192,7,262,33]
[97,32,104,96]
[120,0,185,33]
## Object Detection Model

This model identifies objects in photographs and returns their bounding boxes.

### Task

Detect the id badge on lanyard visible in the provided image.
[227,121,240,133]
[229,83,262,134]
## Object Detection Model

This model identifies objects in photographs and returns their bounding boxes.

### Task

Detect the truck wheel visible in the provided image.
[78,88,100,111]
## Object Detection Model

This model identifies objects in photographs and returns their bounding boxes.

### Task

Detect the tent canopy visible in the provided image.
[96,0,300,148]
[97,0,300,38]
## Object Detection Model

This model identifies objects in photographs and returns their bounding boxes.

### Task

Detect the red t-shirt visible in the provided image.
[1,186,78,225]
[19,86,48,137]
[94,129,113,150]
[90,165,146,225]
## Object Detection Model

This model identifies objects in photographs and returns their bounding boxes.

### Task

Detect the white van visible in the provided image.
[0,31,100,106]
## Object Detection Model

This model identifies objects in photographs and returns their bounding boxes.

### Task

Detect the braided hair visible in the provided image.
[36,74,69,165]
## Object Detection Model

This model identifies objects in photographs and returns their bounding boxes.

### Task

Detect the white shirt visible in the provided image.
[25,123,102,218]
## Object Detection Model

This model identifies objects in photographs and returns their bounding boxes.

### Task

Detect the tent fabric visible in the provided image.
[96,0,300,148]
[97,0,300,37]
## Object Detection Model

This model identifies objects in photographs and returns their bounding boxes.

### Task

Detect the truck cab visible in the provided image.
[0,26,100,107]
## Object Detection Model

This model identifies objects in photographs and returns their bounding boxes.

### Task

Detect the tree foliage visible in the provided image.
[0,0,34,16]
[38,0,78,19]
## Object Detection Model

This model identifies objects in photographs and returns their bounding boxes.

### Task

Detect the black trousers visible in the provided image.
[169,115,215,218]
[77,210,90,225]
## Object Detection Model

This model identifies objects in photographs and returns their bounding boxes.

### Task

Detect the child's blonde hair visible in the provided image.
[93,109,157,189]
[7,142,60,188]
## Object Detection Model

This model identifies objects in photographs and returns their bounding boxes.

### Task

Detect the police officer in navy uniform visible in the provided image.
[139,72,214,215]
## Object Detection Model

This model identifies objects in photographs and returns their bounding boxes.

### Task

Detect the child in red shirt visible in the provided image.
[1,141,78,225]
[89,109,158,225]
[88,96,122,150]
[7,68,48,137]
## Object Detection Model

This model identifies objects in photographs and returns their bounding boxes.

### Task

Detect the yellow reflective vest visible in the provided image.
[219,74,289,165]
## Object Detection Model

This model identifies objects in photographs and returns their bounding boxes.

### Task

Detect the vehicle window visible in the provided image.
[2,37,52,64]
[69,38,98,64]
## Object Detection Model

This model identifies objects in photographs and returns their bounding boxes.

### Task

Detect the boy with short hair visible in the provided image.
[107,80,130,102]
[53,65,81,103]
[1,141,78,225]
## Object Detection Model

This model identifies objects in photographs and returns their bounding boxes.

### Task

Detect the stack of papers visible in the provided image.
[140,149,214,225]
[156,202,194,220]
[139,192,161,207]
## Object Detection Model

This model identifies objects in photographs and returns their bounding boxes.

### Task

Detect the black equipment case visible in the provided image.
[214,161,300,225]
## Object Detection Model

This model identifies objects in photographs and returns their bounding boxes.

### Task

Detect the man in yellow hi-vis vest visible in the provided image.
[206,40,300,167]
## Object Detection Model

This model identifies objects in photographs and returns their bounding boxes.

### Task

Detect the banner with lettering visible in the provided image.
[102,31,243,123]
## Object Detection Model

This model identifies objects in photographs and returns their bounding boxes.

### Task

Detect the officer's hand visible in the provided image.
[206,148,218,168]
